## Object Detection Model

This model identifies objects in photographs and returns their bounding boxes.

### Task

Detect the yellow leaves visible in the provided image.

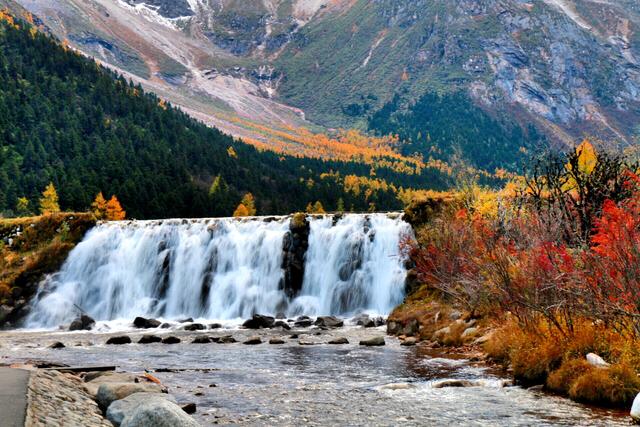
[227,146,238,159]
[343,175,395,200]
[0,10,17,28]
[233,193,256,217]
[93,192,126,220]
[157,99,168,110]
[570,140,597,175]
[306,201,326,214]
[39,183,60,215]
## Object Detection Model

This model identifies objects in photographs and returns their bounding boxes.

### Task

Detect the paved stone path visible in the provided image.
[0,367,30,427]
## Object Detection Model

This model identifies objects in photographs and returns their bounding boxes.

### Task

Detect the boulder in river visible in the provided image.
[191,336,212,344]
[328,337,349,345]
[138,335,162,344]
[218,335,237,344]
[244,336,262,345]
[242,314,275,329]
[274,320,291,330]
[106,392,176,426]
[133,317,161,329]
[401,337,417,346]
[177,318,194,323]
[631,393,640,424]
[208,323,222,329]
[118,397,199,427]
[432,380,477,388]
[162,336,181,344]
[97,382,165,411]
[69,314,96,331]
[182,323,206,331]
[294,317,313,327]
[359,336,385,346]
[107,336,132,345]
[269,338,285,345]
[586,353,610,368]
[49,341,65,349]
[314,316,344,328]
[181,403,197,415]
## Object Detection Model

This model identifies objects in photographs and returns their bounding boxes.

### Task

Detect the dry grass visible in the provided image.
[569,363,640,407]
[547,359,594,394]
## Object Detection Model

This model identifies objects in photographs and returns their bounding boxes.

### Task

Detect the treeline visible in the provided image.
[368,92,547,173]
[0,18,403,219]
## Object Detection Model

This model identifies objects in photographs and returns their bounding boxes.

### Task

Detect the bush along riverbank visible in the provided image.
[0,213,96,327]
[391,141,640,420]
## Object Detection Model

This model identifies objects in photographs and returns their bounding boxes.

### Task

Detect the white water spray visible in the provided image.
[26,214,411,327]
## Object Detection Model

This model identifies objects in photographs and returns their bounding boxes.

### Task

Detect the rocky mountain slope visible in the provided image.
[8,0,640,155]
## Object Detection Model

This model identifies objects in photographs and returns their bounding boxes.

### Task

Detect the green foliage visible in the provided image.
[369,92,546,172]
[0,19,405,218]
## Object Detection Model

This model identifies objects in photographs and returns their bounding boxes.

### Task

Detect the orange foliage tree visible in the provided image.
[105,196,126,220]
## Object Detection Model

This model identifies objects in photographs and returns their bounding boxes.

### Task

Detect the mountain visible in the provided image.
[0,15,409,218]
[11,0,640,158]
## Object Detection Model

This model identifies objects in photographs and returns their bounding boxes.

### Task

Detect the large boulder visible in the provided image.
[69,314,95,331]
[106,393,176,426]
[96,382,165,410]
[314,316,343,328]
[631,393,640,424]
[242,314,275,329]
[119,398,200,427]
[133,317,161,329]
[107,336,132,345]
[359,336,385,346]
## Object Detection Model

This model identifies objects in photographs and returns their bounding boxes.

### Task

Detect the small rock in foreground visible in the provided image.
[328,337,349,345]
[243,336,262,345]
[97,382,164,410]
[119,398,199,427]
[359,337,385,346]
[106,392,176,426]
[269,338,285,345]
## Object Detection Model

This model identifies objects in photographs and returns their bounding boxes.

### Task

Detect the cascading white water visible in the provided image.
[26,214,412,328]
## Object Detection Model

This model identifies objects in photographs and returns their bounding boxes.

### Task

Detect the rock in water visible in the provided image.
[138,335,162,344]
[359,337,385,346]
[586,353,610,368]
[69,314,96,331]
[314,316,344,328]
[631,393,640,424]
[400,337,417,346]
[274,320,291,330]
[244,336,262,345]
[328,337,349,345]
[269,338,285,345]
[182,323,206,331]
[133,317,161,329]
[191,336,211,344]
[107,336,132,345]
[208,323,222,329]
[432,380,477,388]
[106,393,177,426]
[218,335,236,344]
[181,403,197,415]
[242,314,275,329]
[162,336,181,344]
[119,398,199,427]
[97,383,164,410]
[49,341,65,349]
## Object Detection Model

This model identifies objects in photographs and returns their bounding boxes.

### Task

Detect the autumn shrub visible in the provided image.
[546,359,595,394]
[569,363,640,407]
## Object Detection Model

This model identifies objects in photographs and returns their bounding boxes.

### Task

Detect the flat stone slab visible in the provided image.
[0,367,30,427]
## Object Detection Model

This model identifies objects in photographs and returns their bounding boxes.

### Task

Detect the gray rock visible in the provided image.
[69,314,96,331]
[432,380,476,388]
[97,382,164,410]
[49,341,65,349]
[269,338,285,345]
[243,336,262,345]
[401,337,417,346]
[191,336,211,344]
[586,353,610,368]
[138,335,162,344]
[218,335,236,344]
[359,336,385,346]
[182,323,206,331]
[631,392,640,423]
[133,317,161,329]
[107,336,132,345]
[106,393,176,426]
[162,336,181,344]
[328,337,349,345]
[242,314,275,329]
[120,398,199,427]
[386,320,401,335]
[314,316,344,328]
[274,320,291,330]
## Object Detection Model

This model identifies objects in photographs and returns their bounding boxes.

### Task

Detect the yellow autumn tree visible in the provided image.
[91,192,108,219]
[313,201,326,214]
[240,193,256,216]
[16,197,30,216]
[105,196,126,220]
[39,182,60,215]
[233,203,249,217]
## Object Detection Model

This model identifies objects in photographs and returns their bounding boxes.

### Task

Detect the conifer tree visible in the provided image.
[233,203,249,217]
[105,195,126,220]
[16,197,30,216]
[313,201,326,214]
[39,182,60,215]
[91,192,107,219]
[240,193,256,216]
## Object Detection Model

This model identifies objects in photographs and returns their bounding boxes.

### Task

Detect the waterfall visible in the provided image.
[25,214,412,328]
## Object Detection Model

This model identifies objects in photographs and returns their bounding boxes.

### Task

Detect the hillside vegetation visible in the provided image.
[0,16,411,219]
